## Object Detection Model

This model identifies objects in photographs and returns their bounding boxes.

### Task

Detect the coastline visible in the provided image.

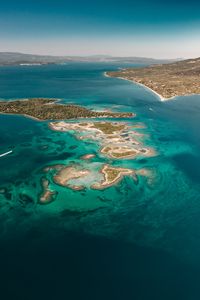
[104,71,167,101]
[105,71,200,101]
[91,164,134,190]
[0,98,134,121]
[0,112,42,122]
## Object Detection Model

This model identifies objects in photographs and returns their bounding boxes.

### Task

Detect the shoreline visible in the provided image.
[49,120,155,161]
[104,71,200,101]
[91,164,134,190]
[0,112,43,122]
[104,71,166,101]
[0,98,134,121]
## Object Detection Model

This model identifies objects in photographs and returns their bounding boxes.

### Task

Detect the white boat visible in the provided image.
[0,150,13,158]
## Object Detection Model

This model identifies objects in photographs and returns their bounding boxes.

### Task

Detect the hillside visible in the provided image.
[107,57,200,99]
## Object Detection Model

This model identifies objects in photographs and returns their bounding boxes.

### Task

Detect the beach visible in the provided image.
[104,71,166,101]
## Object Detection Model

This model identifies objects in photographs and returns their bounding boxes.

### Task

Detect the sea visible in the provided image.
[0,62,200,300]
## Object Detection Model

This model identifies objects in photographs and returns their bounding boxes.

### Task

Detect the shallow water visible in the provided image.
[0,63,200,299]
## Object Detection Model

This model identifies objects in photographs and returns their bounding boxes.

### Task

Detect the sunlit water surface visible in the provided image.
[0,63,200,300]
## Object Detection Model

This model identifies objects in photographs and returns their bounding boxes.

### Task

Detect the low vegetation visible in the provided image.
[111,150,137,158]
[91,122,126,134]
[105,167,121,182]
[107,57,200,99]
[0,98,133,120]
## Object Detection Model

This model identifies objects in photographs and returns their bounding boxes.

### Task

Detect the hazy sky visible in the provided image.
[0,0,200,58]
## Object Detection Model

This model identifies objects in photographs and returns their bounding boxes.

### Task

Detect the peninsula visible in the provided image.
[106,57,200,99]
[0,98,134,120]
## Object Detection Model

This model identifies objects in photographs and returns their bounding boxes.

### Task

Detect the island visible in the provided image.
[0,98,134,120]
[106,57,200,99]
[53,165,90,190]
[91,164,135,189]
[49,121,156,160]
[41,163,136,191]
[80,154,96,160]
[41,161,154,192]
[39,177,57,204]
[39,119,157,196]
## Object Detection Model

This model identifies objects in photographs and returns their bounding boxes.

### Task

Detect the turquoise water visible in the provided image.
[1,63,200,299]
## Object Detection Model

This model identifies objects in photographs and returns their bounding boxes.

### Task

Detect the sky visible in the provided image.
[0,0,200,58]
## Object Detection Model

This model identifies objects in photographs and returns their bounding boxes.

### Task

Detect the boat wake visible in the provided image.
[0,150,13,158]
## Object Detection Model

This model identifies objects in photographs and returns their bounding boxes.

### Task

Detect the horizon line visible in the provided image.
[0,51,186,60]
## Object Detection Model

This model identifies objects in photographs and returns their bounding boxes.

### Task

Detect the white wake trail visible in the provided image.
[0,150,13,158]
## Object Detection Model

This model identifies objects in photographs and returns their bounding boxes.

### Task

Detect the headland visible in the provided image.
[106,57,200,100]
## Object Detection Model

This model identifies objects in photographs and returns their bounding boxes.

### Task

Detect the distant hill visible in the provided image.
[0,52,179,66]
[0,52,68,65]
[107,57,200,99]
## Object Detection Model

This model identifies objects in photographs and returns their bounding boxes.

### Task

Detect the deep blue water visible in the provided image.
[0,63,200,300]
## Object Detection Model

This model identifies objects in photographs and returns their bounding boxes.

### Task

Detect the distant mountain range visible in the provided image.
[0,52,180,66]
